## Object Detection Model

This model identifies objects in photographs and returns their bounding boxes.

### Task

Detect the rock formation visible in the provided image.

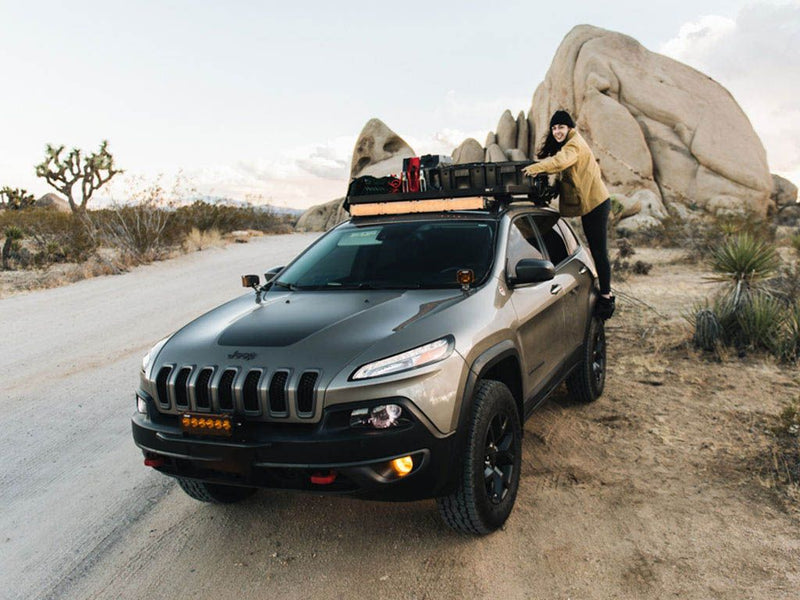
[453,138,485,164]
[350,118,415,179]
[297,25,792,232]
[530,25,773,218]
[297,119,415,231]
[295,197,348,232]
[35,193,71,213]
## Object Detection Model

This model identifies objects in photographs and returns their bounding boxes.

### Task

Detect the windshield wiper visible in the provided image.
[271,280,299,291]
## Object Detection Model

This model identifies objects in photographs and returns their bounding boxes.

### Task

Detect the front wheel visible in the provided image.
[437,380,522,535]
[175,477,257,504]
[566,317,606,403]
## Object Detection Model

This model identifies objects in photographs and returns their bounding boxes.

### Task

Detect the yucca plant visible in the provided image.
[709,232,779,287]
[736,291,785,353]
[779,301,800,363]
[2,225,24,269]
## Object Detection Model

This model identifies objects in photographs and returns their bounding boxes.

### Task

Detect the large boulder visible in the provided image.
[772,174,798,207]
[515,111,529,158]
[350,118,415,179]
[495,110,517,151]
[485,144,507,163]
[298,118,415,231]
[530,25,773,217]
[295,197,347,232]
[453,138,485,164]
[35,193,71,213]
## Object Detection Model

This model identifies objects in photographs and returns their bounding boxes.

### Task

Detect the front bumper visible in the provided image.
[132,394,460,501]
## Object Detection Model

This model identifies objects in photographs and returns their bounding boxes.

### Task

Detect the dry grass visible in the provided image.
[182,227,224,252]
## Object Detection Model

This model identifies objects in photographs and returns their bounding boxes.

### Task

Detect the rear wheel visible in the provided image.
[437,380,522,535]
[566,317,606,403]
[176,477,257,504]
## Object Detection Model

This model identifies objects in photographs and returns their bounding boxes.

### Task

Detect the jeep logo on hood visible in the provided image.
[227,351,257,360]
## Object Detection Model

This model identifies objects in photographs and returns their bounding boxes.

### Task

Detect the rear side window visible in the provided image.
[506,216,544,271]
[557,221,580,255]
[533,215,569,265]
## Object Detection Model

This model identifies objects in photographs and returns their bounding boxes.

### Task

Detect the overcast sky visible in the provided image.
[1,0,798,209]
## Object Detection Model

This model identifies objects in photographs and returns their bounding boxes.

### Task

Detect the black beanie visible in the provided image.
[549,110,575,128]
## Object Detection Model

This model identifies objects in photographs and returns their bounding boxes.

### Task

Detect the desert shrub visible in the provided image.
[792,233,800,253]
[778,301,800,363]
[182,227,223,252]
[0,208,96,266]
[709,232,779,286]
[646,211,774,261]
[171,201,283,236]
[735,292,784,353]
[2,226,24,269]
[687,234,800,360]
[92,202,173,263]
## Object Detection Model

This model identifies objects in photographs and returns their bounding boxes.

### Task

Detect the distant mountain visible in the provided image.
[189,195,304,217]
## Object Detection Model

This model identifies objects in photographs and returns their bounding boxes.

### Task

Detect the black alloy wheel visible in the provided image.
[566,317,606,403]
[437,379,522,535]
[483,412,516,505]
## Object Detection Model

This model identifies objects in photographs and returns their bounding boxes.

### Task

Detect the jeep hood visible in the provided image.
[157,289,466,368]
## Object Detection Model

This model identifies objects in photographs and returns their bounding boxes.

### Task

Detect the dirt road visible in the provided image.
[1,239,797,600]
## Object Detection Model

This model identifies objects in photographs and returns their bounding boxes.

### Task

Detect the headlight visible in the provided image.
[141,336,170,376]
[351,337,453,380]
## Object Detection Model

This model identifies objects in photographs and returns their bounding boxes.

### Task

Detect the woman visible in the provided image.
[522,110,614,319]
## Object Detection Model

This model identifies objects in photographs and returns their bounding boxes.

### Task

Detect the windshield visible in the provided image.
[274,219,496,290]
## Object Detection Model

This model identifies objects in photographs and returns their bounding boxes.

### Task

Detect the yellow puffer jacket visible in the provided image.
[524,130,609,217]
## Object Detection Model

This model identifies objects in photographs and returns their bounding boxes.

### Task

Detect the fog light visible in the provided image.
[390,456,414,477]
[136,395,147,414]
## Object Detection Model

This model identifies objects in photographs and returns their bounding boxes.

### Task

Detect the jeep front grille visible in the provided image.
[269,371,289,415]
[174,367,192,409]
[297,371,318,415]
[195,368,213,409]
[156,366,172,409]
[243,370,262,414]
[218,369,237,411]
[150,365,321,421]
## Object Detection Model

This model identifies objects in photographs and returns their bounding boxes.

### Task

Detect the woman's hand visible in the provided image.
[522,164,541,177]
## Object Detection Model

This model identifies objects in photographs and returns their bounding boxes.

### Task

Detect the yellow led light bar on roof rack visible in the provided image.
[344,160,558,217]
[349,196,486,217]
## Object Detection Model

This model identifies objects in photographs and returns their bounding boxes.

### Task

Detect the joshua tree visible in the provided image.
[34,140,123,214]
[0,187,36,210]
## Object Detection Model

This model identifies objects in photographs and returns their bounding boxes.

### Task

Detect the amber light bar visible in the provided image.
[181,413,232,436]
[349,197,486,216]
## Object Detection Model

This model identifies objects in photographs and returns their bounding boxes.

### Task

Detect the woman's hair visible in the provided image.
[537,131,566,159]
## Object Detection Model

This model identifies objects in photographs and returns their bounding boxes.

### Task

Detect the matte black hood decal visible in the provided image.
[217,291,402,347]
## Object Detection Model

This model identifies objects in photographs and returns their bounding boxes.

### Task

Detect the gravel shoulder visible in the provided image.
[1,239,798,600]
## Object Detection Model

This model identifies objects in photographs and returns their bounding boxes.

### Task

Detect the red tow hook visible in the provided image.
[310,470,337,485]
[144,454,165,468]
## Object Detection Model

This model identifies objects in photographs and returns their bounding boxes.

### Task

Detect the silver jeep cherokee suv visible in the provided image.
[132,202,606,534]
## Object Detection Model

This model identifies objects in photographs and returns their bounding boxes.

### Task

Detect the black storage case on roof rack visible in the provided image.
[345,161,557,210]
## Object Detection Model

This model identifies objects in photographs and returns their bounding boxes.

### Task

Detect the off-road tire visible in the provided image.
[566,316,606,403]
[437,380,522,535]
[176,477,257,504]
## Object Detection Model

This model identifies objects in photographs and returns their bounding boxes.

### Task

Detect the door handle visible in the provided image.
[550,284,562,295]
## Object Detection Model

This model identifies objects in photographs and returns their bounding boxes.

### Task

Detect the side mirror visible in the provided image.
[509,258,555,285]
[264,266,284,282]
[242,274,260,288]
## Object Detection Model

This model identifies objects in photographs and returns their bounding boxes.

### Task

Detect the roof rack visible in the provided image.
[344,160,557,217]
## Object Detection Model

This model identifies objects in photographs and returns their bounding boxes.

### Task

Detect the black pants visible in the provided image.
[581,199,611,295]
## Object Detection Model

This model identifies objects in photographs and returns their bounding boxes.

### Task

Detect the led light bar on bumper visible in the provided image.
[351,337,454,380]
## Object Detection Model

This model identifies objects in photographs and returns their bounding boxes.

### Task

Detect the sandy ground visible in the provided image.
[1,238,798,600]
